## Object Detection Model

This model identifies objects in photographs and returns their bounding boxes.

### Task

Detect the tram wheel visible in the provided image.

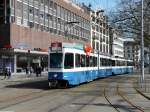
[57,81,68,89]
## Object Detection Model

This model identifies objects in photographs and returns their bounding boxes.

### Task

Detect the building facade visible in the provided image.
[124,40,150,67]
[109,28,124,58]
[0,0,91,74]
[124,40,140,67]
[90,9,110,55]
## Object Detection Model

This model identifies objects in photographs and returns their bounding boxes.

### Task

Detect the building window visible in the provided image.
[28,22,34,28]
[40,0,44,4]
[54,3,57,10]
[11,16,15,23]
[11,0,14,8]
[49,1,53,8]
[29,7,34,14]
[34,9,39,17]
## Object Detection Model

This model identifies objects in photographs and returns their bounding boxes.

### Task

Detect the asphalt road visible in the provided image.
[0,74,150,112]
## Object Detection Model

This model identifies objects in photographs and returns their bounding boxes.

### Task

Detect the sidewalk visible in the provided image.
[0,72,48,82]
[133,71,150,100]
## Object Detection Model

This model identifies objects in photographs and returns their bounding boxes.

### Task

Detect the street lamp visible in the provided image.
[4,0,7,24]
[141,0,144,82]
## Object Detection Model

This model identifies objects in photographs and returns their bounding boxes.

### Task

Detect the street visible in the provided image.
[0,73,149,112]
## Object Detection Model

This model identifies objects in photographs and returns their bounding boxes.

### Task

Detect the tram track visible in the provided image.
[117,85,145,112]
[104,87,120,112]
[103,75,146,112]
[47,93,90,112]
[0,83,99,111]
[118,76,146,112]
[47,82,101,112]
[134,87,150,100]
[122,76,150,108]
[117,76,150,112]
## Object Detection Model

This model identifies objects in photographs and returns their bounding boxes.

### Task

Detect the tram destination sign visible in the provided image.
[51,42,62,51]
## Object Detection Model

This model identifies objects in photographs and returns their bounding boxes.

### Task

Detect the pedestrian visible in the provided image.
[38,66,42,77]
[25,67,28,75]
[3,67,8,79]
[7,67,11,79]
[35,66,39,77]
[30,67,33,76]
[27,67,32,77]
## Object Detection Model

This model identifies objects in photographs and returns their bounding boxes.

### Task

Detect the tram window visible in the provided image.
[86,56,90,67]
[109,59,112,66]
[50,53,63,68]
[90,56,93,67]
[64,53,74,69]
[100,58,102,66]
[81,55,86,67]
[119,61,121,66]
[96,57,98,66]
[105,59,108,66]
[118,61,120,66]
[75,54,80,67]
[93,57,97,67]
[100,58,103,66]
[103,59,106,66]
[112,60,115,66]
[106,59,109,66]
[127,61,133,66]
[122,61,124,66]
[101,58,105,66]
[125,61,127,66]
[116,60,119,66]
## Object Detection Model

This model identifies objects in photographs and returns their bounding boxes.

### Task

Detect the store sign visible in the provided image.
[51,42,62,51]
[16,42,29,49]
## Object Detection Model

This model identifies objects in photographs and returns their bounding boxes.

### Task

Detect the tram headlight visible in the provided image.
[54,74,58,78]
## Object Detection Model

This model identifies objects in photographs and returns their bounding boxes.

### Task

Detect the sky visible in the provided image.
[75,0,118,13]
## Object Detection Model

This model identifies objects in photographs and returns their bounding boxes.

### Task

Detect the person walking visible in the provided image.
[38,66,42,77]
[35,66,39,77]
[25,67,28,75]
[3,67,8,79]
[7,67,11,79]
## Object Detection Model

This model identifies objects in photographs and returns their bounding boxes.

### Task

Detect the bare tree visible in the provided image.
[110,0,150,44]
[109,0,150,74]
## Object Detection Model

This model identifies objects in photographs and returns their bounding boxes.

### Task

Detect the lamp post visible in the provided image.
[4,0,7,24]
[149,45,150,74]
[140,0,145,84]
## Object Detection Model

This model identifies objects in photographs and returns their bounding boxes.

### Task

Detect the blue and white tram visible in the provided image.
[48,42,133,88]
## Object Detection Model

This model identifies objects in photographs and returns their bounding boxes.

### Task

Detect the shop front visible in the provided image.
[0,48,48,75]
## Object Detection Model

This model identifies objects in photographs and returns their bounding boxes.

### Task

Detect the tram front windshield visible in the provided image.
[50,53,63,68]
